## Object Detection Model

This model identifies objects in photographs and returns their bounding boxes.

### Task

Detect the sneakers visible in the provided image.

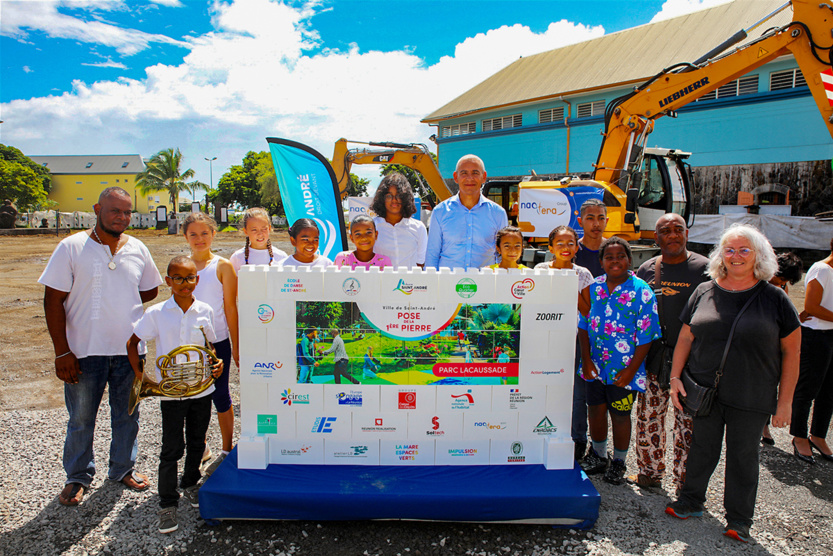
[203,452,227,478]
[183,485,200,509]
[603,458,627,485]
[580,448,608,475]
[665,499,704,520]
[724,521,751,543]
[158,507,178,534]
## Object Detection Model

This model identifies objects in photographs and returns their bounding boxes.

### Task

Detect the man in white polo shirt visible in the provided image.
[40,187,163,506]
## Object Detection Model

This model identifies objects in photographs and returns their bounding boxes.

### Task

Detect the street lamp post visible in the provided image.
[205,156,216,216]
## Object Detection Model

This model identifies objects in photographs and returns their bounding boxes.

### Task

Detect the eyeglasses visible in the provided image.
[168,275,198,285]
[723,247,753,257]
[384,194,402,202]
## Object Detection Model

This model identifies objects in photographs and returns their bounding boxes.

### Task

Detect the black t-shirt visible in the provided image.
[575,243,603,278]
[680,281,800,414]
[636,252,709,347]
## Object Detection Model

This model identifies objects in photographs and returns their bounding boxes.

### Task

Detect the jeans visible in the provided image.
[679,400,769,527]
[790,327,833,439]
[63,355,140,486]
[211,338,233,413]
[159,396,212,508]
[333,359,358,384]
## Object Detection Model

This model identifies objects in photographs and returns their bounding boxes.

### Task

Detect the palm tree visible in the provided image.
[136,148,195,212]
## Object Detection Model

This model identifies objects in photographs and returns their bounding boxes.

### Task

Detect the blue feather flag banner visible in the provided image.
[266,138,347,260]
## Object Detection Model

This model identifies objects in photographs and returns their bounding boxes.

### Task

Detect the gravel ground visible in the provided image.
[1,387,831,556]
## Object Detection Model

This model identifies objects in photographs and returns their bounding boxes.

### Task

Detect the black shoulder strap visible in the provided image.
[654,257,667,341]
[714,282,765,387]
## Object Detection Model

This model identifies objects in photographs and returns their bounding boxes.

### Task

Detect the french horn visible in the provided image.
[128,326,219,415]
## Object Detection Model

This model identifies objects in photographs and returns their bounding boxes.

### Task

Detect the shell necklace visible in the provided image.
[92,226,120,270]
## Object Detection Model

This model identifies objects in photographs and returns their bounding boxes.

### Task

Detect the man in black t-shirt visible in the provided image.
[631,213,708,493]
[571,199,607,461]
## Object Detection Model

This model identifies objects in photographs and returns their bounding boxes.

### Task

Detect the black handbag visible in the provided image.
[645,257,672,388]
[680,282,764,417]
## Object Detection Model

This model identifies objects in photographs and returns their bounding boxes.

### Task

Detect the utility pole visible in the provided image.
[205,156,216,215]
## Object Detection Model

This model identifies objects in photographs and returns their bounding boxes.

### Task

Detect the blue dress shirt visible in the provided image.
[424,194,508,269]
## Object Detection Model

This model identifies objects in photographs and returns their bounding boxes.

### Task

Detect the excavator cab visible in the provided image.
[626,148,693,237]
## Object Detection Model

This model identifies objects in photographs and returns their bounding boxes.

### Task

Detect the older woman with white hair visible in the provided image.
[664,224,801,544]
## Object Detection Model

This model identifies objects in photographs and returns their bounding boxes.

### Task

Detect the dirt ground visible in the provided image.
[0,229,294,412]
[0,229,806,413]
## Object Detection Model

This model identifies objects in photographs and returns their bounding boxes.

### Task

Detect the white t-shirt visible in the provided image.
[534,262,595,292]
[373,216,428,269]
[38,231,163,358]
[280,255,333,268]
[229,246,288,272]
[803,261,833,330]
[133,296,217,400]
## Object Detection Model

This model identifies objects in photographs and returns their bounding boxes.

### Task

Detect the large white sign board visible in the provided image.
[237,266,578,469]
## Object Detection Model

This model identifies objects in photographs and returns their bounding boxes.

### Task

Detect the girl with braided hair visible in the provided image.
[229,208,288,272]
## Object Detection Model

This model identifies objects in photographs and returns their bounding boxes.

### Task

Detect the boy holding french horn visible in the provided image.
[127,255,223,534]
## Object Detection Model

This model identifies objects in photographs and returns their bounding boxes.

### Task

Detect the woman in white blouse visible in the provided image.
[371,173,428,269]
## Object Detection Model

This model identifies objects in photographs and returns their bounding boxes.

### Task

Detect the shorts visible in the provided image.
[585,380,636,415]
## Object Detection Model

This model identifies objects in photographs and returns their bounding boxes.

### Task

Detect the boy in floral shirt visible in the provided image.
[578,237,660,484]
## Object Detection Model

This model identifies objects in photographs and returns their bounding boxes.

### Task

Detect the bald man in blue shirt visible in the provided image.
[425,155,508,270]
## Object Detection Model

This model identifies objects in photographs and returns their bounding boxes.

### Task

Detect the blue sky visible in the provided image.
[0,0,727,191]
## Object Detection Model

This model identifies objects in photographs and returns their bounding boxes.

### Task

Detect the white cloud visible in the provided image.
[1,0,605,187]
[0,0,189,55]
[22,65,33,73]
[650,0,732,23]
[81,59,128,68]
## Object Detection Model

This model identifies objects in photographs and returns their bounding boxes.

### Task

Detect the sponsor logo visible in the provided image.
[280,277,307,294]
[508,441,525,463]
[360,417,398,433]
[342,277,360,296]
[254,361,282,370]
[398,390,417,409]
[611,393,635,412]
[448,448,478,456]
[511,278,535,299]
[529,368,565,376]
[393,278,428,295]
[659,77,710,108]
[257,304,274,323]
[256,414,277,435]
[532,416,558,435]
[455,278,477,299]
[535,312,564,321]
[451,390,474,409]
[280,389,310,406]
[473,421,507,430]
[333,445,370,458]
[427,416,445,436]
[395,444,419,460]
[509,389,534,409]
[337,391,363,407]
[519,200,568,216]
[312,417,337,433]
[280,445,312,456]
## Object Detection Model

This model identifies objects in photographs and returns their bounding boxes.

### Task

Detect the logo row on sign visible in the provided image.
[236,435,575,468]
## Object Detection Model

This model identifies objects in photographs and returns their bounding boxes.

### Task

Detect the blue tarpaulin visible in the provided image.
[200,450,600,526]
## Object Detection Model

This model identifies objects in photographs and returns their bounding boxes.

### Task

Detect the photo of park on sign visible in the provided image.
[294,301,521,385]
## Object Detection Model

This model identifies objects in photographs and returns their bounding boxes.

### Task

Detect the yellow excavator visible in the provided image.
[512,0,833,242]
[330,138,454,204]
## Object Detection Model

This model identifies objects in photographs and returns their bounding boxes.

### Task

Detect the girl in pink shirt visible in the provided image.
[334,215,392,270]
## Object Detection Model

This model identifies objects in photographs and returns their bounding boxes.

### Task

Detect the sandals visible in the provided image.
[59,483,86,506]
[120,471,150,491]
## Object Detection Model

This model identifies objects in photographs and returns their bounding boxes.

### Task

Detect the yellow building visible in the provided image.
[28,154,163,213]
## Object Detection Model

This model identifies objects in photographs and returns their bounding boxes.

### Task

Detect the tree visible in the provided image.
[0,158,48,209]
[346,173,370,197]
[211,151,263,210]
[0,144,52,194]
[136,148,195,211]
[380,153,439,204]
[254,152,284,215]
